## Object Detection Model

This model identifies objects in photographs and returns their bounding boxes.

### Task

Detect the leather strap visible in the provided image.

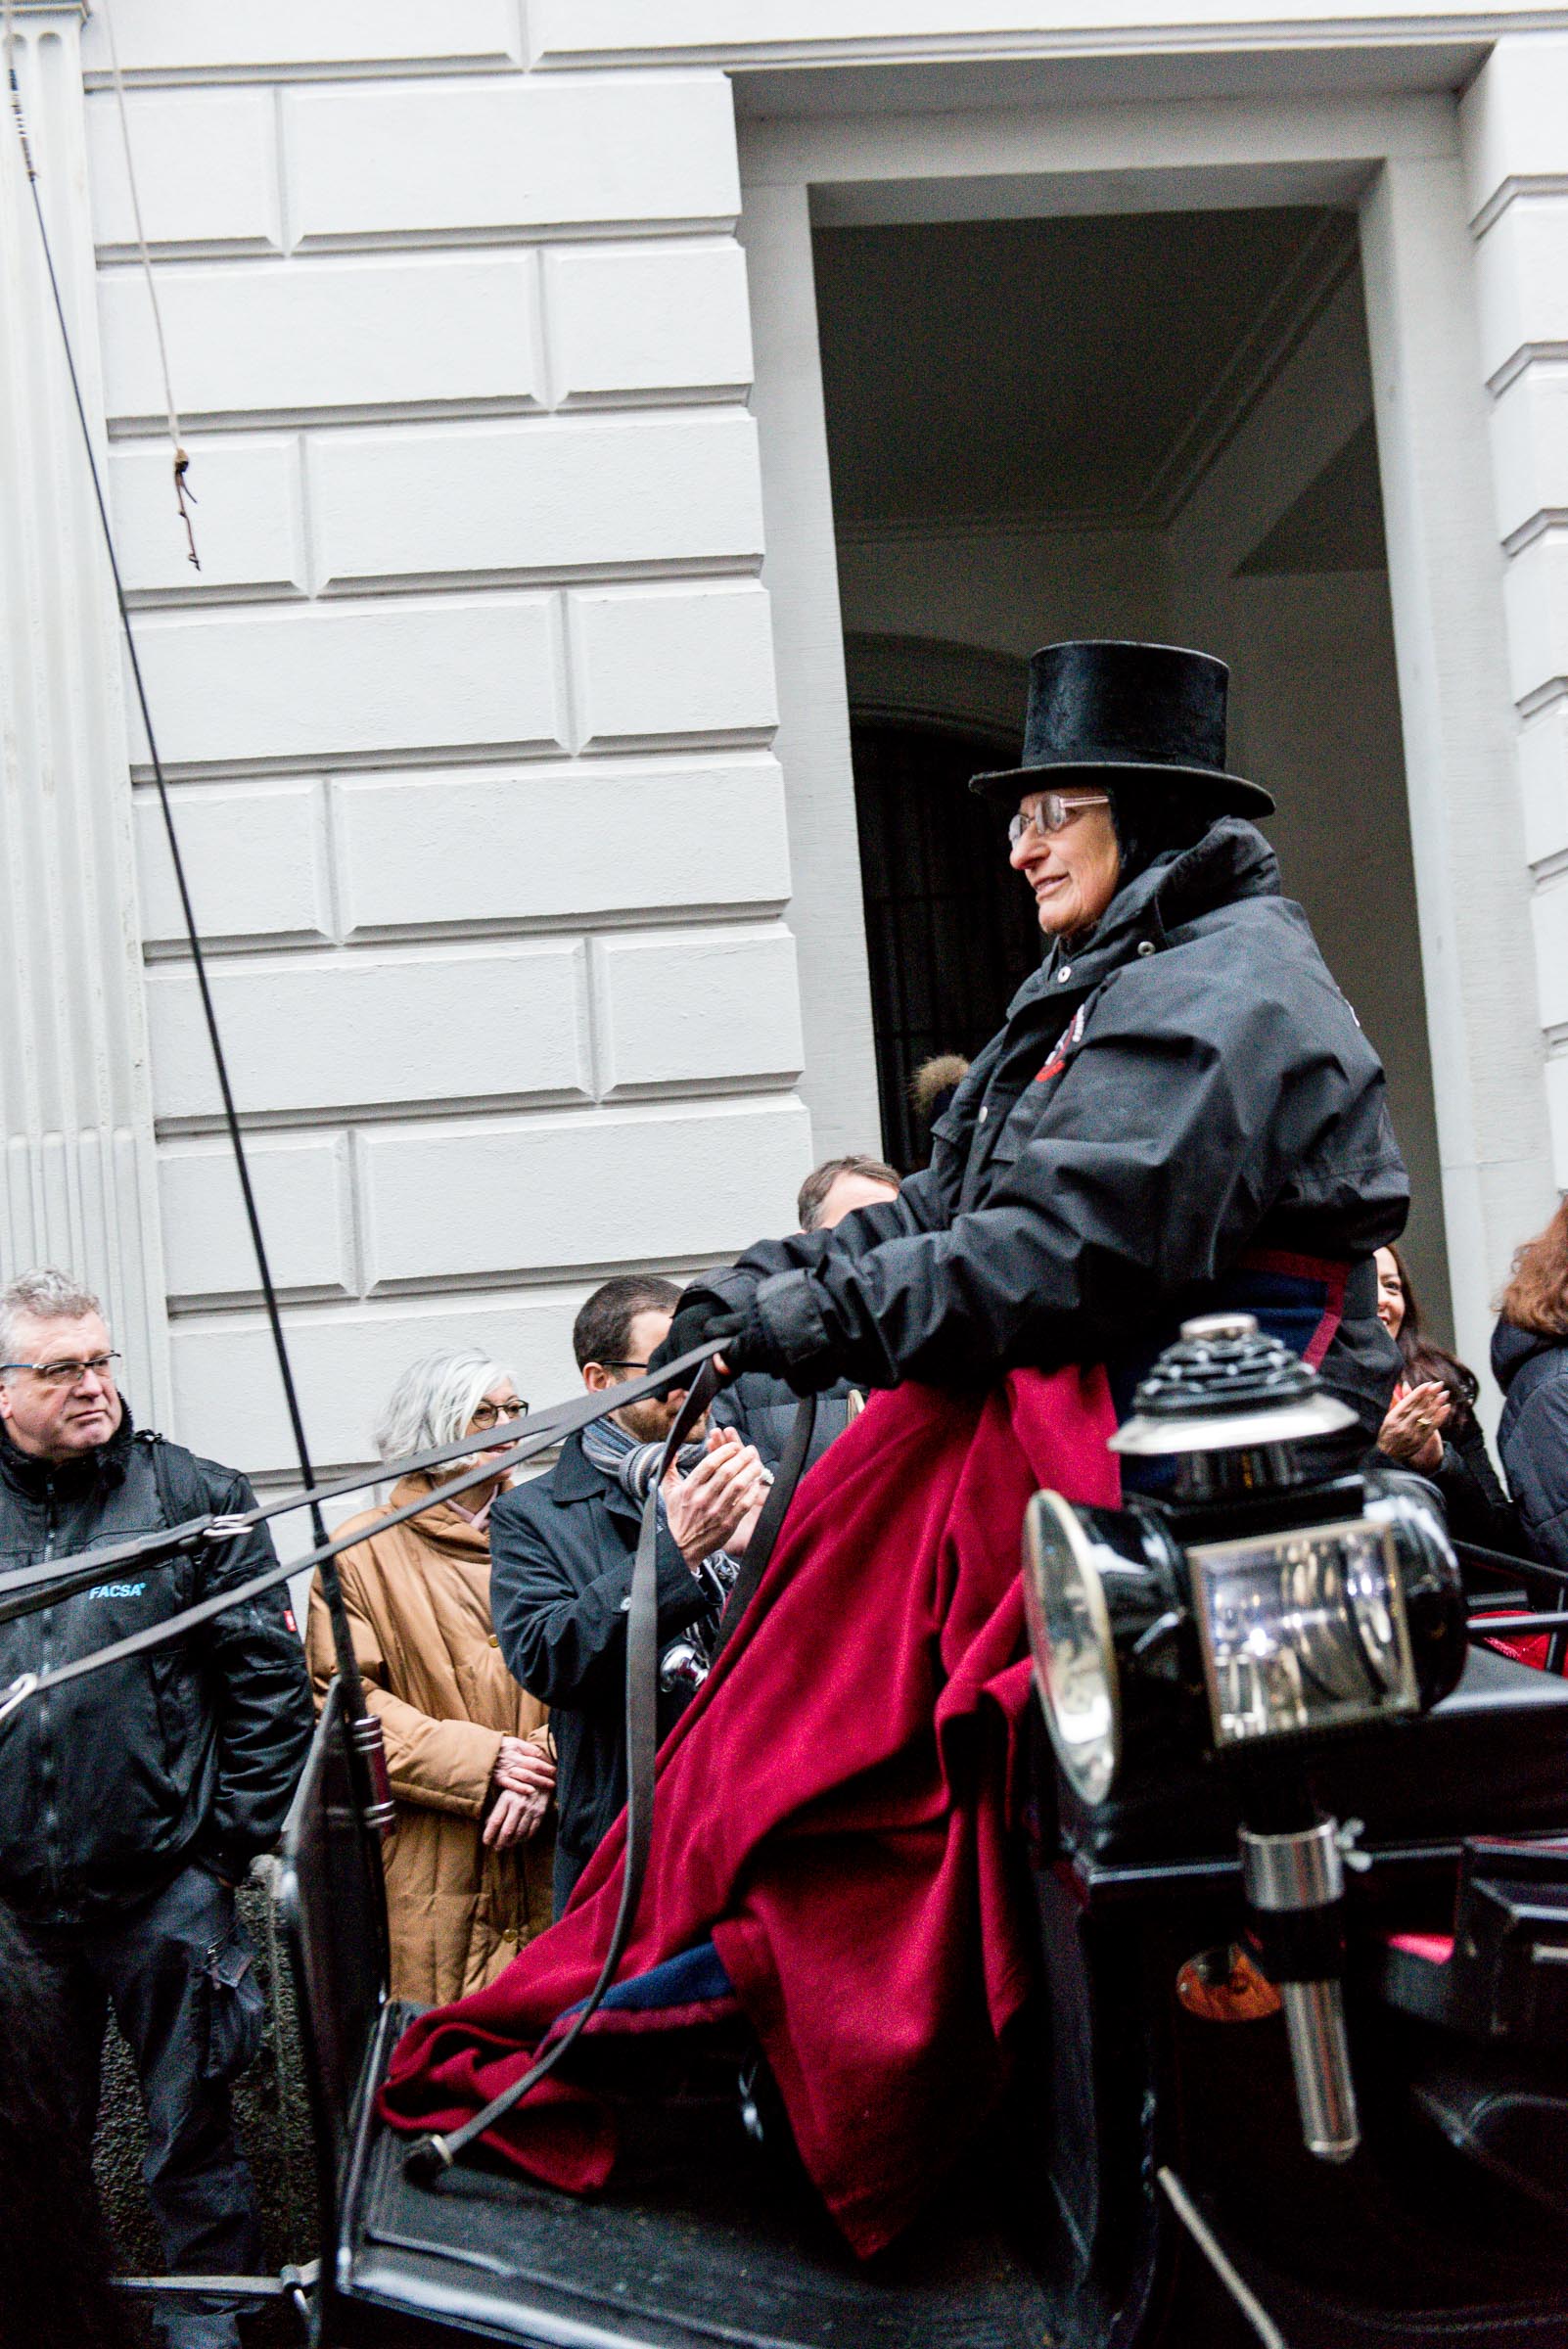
[401,1357,722,2184]
[0,1340,727,1618]
[0,1518,215,1627]
[0,1345,727,1715]
[708,1394,817,1669]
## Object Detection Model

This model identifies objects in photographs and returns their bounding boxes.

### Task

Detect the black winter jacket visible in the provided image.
[711,1372,857,1478]
[0,1411,312,1923]
[1411,1415,1530,1562]
[490,1433,718,1914]
[715,822,1407,1436]
[1493,1318,1568,1572]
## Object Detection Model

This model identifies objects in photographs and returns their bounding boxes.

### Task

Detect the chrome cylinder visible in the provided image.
[658,1638,710,1695]
[1239,1816,1360,2163]
[1279,1978,1360,2162]
[1239,1816,1343,1911]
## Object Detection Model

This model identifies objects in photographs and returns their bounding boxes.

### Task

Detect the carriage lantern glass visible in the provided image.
[1023,1313,1463,1804]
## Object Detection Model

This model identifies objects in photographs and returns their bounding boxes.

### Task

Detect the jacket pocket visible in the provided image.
[196,1916,266,2083]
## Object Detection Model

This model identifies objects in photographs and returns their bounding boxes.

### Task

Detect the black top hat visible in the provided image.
[969,640,1273,817]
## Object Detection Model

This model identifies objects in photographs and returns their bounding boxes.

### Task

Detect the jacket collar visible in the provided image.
[389,1473,496,1553]
[0,1400,137,1504]
[551,1427,639,1522]
[1492,1317,1559,1392]
[1010,816,1280,1016]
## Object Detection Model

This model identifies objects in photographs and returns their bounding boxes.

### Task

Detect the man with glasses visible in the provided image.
[0,1267,312,2349]
[490,1275,767,1913]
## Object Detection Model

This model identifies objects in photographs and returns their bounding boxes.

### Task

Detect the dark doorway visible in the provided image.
[852,717,1041,1170]
[812,200,1452,1330]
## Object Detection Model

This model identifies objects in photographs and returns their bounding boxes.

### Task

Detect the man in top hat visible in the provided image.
[653,640,1407,1440]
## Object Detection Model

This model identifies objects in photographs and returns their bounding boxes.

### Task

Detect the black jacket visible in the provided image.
[711,1372,857,1478]
[717,822,1407,1436]
[490,1433,718,1914]
[1416,1415,1530,1563]
[1493,1318,1568,1572]
[0,1411,312,1923]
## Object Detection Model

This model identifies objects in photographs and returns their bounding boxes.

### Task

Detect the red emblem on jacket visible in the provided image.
[1035,1004,1086,1083]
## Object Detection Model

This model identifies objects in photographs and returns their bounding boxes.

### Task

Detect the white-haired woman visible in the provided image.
[305,1347,554,2003]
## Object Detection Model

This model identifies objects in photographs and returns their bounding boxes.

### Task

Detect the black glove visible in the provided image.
[647,1294,752,1383]
[651,1273,856,1394]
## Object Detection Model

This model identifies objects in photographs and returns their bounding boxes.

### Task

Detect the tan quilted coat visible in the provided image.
[305,1476,554,2005]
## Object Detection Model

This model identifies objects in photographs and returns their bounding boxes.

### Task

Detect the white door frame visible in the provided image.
[736,75,1551,1386]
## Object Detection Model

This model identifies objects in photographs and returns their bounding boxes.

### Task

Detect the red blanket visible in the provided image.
[379,1366,1119,2255]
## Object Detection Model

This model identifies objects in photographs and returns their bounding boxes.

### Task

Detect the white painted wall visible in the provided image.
[82,14,810,1497]
[0,11,170,1422]
[1359,147,1554,1387]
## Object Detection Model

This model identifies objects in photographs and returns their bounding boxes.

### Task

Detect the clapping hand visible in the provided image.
[664,1427,769,1569]
[1378,1380,1451,1474]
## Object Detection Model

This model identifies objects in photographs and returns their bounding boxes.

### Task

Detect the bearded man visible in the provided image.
[490,1276,767,1912]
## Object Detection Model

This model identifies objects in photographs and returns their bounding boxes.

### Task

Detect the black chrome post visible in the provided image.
[1239,1813,1359,2162]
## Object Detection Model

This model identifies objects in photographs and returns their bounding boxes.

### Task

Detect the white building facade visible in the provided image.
[1,0,1566,1504]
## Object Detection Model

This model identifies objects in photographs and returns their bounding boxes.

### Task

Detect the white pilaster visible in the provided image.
[0,7,171,1415]
[739,178,882,1161]
[1461,39,1568,1215]
[1359,153,1554,1386]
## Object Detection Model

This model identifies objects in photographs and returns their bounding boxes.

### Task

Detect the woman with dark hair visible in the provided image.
[1374,1244,1526,1557]
[1493,1201,1568,1574]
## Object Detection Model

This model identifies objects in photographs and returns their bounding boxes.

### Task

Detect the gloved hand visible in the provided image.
[647,1290,754,1382]
[651,1272,857,1393]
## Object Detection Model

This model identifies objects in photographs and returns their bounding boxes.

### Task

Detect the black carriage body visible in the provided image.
[279,1658,1568,2349]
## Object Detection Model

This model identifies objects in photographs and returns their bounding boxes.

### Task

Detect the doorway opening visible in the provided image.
[853,717,1038,1168]
[811,201,1451,1317]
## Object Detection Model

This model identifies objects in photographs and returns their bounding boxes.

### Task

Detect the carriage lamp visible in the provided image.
[1023,1313,1467,2163]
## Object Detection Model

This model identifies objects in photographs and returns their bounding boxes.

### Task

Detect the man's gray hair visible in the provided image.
[373,1345,515,1465]
[0,1269,106,1376]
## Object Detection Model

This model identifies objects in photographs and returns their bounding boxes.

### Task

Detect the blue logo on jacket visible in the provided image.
[87,1581,146,1599]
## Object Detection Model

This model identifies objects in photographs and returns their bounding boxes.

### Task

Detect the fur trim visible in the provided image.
[909,1054,970,1121]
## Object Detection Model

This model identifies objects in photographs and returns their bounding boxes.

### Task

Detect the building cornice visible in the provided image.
[531,5,1568,69]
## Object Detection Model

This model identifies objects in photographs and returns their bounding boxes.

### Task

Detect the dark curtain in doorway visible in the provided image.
[851,718,1040,1172]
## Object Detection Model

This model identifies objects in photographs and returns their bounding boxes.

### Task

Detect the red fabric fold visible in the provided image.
[379,1365,1119,2255]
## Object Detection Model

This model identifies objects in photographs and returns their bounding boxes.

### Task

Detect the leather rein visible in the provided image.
[0,1345,821,2189]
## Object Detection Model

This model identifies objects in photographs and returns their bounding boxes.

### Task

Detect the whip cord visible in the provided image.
[0,1340,726,1635]
[98,0,198,564]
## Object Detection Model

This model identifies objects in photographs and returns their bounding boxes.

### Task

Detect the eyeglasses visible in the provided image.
[0,1351,121,1389]
[598,1361,650,1376]
[1007,791,1111,848]
[469,1397,529,1430]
